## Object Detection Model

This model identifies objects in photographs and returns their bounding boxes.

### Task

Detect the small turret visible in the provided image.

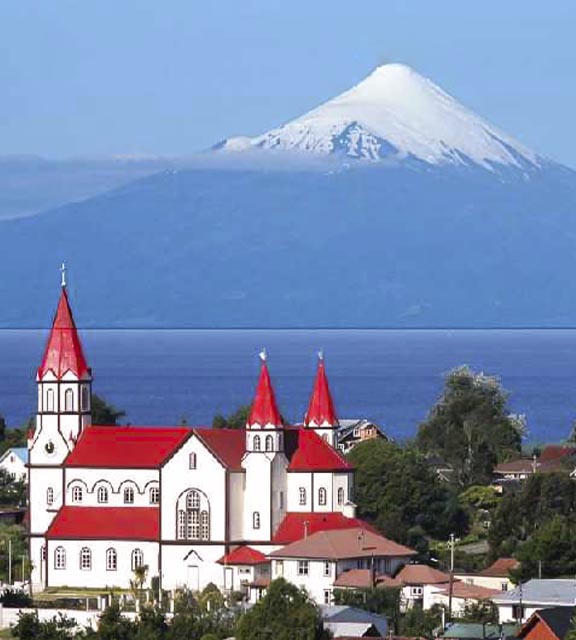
[304,352,339,446]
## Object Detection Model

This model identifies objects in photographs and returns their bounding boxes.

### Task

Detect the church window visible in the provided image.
[97,486,109,503]
[299,487,306,506]
[149,487,160,504]
[81,386,89,411]
[131,548,144,570]
[46,389,55,412]
[41,546,46,561]
[189,453,197,469]
[337,487,345,505]
[318,487,327,506]
[72,486,83,503]
[64,388,74,412]
[253,435,261,451]
[279,491,284,509]
[54,546,66,570]
[253,511,261,529]
[46,487,54,506]
[265,435,274,452]
[106,548,117,571]
[124,487,135,504]
[80,547,92,570]
[177,489,210,541]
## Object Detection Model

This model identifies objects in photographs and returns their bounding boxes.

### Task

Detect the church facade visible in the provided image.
[28,283,410,600]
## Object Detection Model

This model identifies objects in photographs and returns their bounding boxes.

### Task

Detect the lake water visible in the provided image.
[1,329,575,443]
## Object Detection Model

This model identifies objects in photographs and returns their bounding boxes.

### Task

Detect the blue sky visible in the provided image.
[1,0,575,165]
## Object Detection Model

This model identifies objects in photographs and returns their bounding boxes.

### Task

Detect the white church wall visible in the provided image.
[271,454,287,534]
[29,467,63,534]
[63,468,159,507]
[160,543,226,592]
[312,472,333,512]
[46,540,159,589]
[227,472,245,541]
[332,472,352,512]
[286,472,312,512]
[242,453,272,541]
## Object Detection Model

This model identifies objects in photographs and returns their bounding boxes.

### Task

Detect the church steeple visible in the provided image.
[247,350,283,429]
[304,352,339,445]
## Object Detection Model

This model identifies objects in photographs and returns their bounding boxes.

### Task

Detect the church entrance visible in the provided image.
[187,565,199,591]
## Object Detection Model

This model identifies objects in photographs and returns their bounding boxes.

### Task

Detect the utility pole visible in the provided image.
[448,533,456,622]
[8,538,12,585]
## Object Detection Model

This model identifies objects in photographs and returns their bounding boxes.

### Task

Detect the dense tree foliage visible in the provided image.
[212,405,251,430]
[91,394,126,426]
[416,366,523,486]
[235,578,329,640]
[333,587,400,629]
[489,472,576,579]
[348,439,468,547]
[398,604,443,638]
[13,611,77,640]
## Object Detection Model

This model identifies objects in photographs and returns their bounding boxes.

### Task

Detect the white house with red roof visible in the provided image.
[28,279,388,600]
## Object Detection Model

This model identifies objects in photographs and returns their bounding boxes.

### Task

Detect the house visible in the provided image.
[268,527,415,604]
[517,607,574,640]
[0,448,28,481]
[493,579,576,624]
[454,558,519,592]
[336,420,390,454]
[28,278,386,603]
[321,605,388,638]
[426,581,500,617]
[394,564,451,610]
[493,446,576,490]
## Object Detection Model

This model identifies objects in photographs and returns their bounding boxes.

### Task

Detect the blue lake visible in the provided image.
[0,329,575,443]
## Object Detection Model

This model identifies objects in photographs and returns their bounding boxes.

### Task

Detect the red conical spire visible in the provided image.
[304,353,338,427]
[38,280,90,380]
[247,350,283,427]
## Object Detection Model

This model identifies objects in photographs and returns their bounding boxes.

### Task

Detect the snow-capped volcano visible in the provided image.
[217,63,543,170]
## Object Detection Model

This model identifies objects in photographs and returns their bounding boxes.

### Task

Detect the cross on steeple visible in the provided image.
[60,262,67,288]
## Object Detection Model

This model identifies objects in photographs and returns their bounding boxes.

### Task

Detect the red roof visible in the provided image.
[248,361,283,427]
[478,557,519,577]
[47,506,159,541]
[273,512,376,544]
[38,288,90,379]
[195,428,246,471]
[217,545,268,565]
[305,357,338,427]
[540,445,576,462]
[288,429,352,472]
[395,564,451,585]
[65,426,190,468]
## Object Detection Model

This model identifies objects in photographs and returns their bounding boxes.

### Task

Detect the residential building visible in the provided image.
[336,420,389,454]
[517,607,574,640]
[493,579,576,624]
[0,448,27,481]
[455,558,519,593]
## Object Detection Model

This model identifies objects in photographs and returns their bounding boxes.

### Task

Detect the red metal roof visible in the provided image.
[273,512,375,544]
[288,428,352,472]
[65,426,190,468]
[248,361,283,427]
[305,358,338,427]
[478,557,519,577]
[195,428,246,471]
[38,288,90,379]
[47,506,159,541]
[217,545,268,565]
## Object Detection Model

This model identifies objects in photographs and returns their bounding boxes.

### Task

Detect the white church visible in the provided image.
[28,280,415,603]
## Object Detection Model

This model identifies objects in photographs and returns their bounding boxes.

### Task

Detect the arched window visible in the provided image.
[149,487,160,504]
[124,487,135,504]
[71,486,83,503]
[299,487,306,506]
[253,511,261,529]
[41,545,46,561]
[131,548,144,570]
[265,435,274,452]
[106,548,117,571]
[253,435,261,451]
[318,487,327,506]
[54,546,66,570]
[189,452,197,469]
[46,487,54,506]
[46,389,55,412]
[64,388,74,412]
[337,487,345,506]
[81,386,89,411]
[80,547,91,570]
[177,490,210,541]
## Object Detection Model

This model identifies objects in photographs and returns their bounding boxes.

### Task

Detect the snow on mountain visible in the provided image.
[217,63,543,170]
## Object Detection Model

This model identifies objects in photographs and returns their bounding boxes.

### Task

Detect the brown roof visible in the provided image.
[395,564,451,585]
[333,569,403,589]
[435,581,500,600]
[269,527,416,560]
[478,558,519,577]
[493,459,536,474]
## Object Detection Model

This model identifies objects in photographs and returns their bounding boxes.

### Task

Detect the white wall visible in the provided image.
[0,453,26,480]
[242,452,273,540]
[160,543,226,591]
[64,468,159,507]
[271,558,334,605]
[454,573,513,592]
[287,472,312,512]
[227,472,245,541]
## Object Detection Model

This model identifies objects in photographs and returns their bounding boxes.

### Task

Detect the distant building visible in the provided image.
[0,448,28,481]
[337,420,390,454]
[320,605,388,638]
[455,558,519,593]
[493,579,576,623]
[493,445,576,490]
[437,622,518,640]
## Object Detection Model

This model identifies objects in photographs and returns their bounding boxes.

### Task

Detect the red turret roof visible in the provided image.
[38,288,90,379]
[247,360,283,427]
[304,357,338,427]
[217,546,268,565]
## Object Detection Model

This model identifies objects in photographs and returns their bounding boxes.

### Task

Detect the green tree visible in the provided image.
[95,602,137,640]
[348,439,468,545]
[460,601,498,624]
[0,468,26,507]
[399,604,443,639]
[91,394,126,426]
[416,366,523,486]
[167,586,236,640]
[12,611,77,640]
[235,578,329,640]
[212,405,251,430]
[564,610,576,640]
[333,587,400,630]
